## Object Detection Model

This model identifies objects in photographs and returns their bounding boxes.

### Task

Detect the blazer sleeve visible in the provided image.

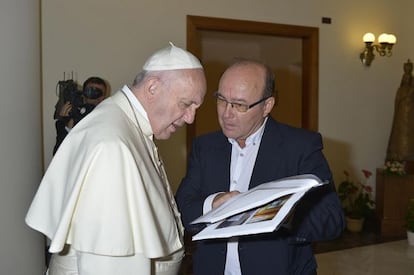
[289,132,345,244]
[176,140,205,229]
[176,134,230,233]
[53,120,69,155]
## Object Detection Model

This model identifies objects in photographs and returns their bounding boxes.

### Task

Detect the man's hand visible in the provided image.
[59,101,72,118]
[58,102,75,128]
[212,191,240,209]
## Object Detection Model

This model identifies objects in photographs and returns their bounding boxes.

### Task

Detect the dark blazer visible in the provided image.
[176,118,345,275]
[53,103,96,155]
[53,120,69,155]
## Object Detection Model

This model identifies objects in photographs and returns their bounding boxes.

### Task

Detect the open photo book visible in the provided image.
[191,174,327,241]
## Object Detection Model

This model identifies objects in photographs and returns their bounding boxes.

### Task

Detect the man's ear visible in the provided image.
[144,76,161,100]
[263,96,275,117]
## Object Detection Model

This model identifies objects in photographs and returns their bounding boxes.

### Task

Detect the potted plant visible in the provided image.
[337,169,375,232]
[406,199,414,246]
[383,160,406,176]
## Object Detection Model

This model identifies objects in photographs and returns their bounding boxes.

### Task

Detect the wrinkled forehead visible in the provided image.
[164,69,206,103]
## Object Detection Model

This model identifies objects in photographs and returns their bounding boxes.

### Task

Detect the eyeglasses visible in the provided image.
[214,92,270,113]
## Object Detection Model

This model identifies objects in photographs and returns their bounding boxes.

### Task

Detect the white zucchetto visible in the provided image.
[143,42,202,71]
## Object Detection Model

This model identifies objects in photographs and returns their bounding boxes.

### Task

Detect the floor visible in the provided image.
[316,240,414,275]
[313,216,413,274]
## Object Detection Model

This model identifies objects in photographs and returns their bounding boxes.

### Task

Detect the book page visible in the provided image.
[192,191,307,240]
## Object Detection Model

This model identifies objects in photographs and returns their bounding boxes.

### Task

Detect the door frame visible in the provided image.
[186,15,319,149]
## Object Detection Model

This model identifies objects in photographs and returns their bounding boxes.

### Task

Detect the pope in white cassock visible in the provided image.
[25,43,207,275]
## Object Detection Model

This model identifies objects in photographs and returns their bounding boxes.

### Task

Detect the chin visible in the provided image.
[223,129,237,139]
[155,134,170,140]
[156,131,173,140]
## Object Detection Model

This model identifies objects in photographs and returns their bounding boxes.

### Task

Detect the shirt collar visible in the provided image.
[121,85,154,139]
[122,85,149,121]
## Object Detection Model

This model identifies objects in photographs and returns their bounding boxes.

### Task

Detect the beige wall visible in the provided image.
[42,0,414,193]
[0,1,44,274]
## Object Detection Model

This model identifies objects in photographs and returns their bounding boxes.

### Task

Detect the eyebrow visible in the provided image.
[216,92,248,103]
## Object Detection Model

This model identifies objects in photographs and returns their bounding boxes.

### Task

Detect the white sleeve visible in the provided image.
[203,192,224,214]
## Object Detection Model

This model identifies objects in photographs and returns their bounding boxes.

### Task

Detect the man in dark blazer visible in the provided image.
[176,59,345,275]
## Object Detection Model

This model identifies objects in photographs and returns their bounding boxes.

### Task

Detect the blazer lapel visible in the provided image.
[250,118,284,188]
[209,134,232,192]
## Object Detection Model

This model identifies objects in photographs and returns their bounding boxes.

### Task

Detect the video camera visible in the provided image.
[54,79,103,124]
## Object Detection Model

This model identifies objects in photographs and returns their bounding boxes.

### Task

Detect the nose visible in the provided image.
[183,106,196,124]
[222,102,234,118]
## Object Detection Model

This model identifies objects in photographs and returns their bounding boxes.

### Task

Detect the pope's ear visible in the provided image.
[144,76,161,98]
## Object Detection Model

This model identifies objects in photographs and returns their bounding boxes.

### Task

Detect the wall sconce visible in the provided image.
[359,32,397,66]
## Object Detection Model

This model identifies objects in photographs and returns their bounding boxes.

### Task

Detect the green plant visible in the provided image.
[337,169,375,219]
[406,199,414,232]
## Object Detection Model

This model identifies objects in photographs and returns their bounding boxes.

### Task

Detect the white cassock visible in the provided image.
[26,87,184,275]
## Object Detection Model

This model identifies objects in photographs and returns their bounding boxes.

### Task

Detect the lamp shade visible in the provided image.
[363,32,375,43]
[378,33,389,43]
[388,34,397,44]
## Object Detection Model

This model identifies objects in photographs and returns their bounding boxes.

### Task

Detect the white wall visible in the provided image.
[0,1,44,274]
[41,0,414,191]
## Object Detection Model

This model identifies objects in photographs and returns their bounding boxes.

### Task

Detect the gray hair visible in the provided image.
[132,70,148,87]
